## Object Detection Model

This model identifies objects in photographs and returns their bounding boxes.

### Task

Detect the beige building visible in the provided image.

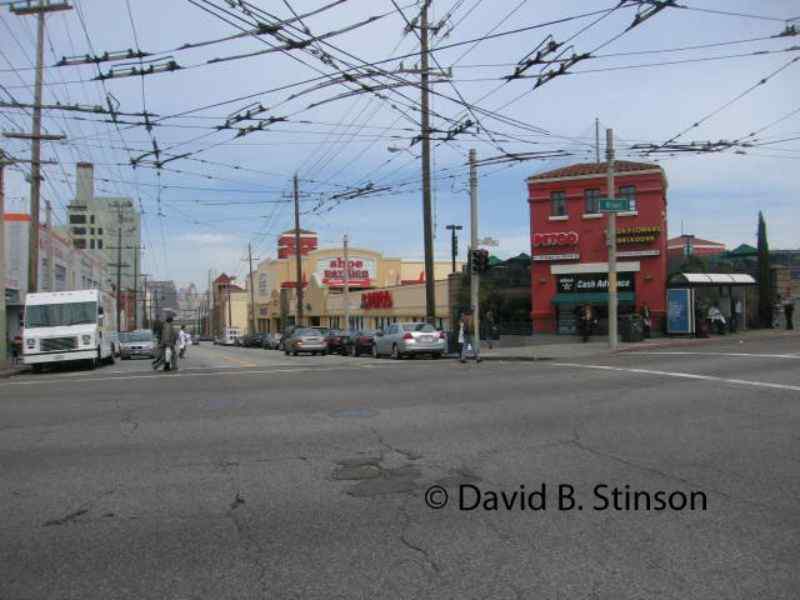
[245,230,461,333]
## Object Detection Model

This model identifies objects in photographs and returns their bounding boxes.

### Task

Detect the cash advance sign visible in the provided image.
[315,256,376,287]
[557,272,635,294]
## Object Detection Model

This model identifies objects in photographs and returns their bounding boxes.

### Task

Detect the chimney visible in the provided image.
[76,162,94,206]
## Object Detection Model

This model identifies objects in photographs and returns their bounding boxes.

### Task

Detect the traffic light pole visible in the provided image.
[606,129,618,350]
[446,224,462,273]
[469,148,480,358]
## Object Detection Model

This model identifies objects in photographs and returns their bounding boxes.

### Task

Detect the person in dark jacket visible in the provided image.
[153,314,178,370]
[785,299,795,330]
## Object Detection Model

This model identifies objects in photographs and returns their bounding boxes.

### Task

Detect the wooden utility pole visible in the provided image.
[0,155,6,369]
[45,199,53,290]
[293,174,303,327]
[115,218,122,332]
[247,242,257,335]
[343,234,350,331]
[419,0,436,325]
[140,273,150,329]
[8,0,72,293]
[469,149,480,358]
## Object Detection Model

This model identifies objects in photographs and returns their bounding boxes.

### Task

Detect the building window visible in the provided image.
[98,227,103,235]
[618,185,636,211]
[97,239,103,249]
[550,192,567,217]
[90,228,95,235]
[584,189,601,214]
[90,215,95,224]
[72,227,86,235]
[69,214,86,224]
[74,239,86,249]
[90,239,95,249]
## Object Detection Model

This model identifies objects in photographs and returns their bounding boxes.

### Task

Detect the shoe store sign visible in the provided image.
[316,257,376,287]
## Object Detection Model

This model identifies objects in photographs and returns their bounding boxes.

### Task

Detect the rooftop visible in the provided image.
[528,160,662,181]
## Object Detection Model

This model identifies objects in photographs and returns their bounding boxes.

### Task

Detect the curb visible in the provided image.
[0,367,27,379]
[614,329,800,354]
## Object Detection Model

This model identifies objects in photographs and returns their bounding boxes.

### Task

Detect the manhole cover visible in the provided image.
[331,408,378,418]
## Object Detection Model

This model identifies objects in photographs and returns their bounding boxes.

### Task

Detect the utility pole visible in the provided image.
[595,118,600,164]
[0,154,7,369]
[45,199,53,291]
[132,244,139,328]
[8,0,72,294]
[445,224,462,273]
[343,234,350,331]
[246,242,257,335]
[606,128,618,350]
[207,269,212,337]
[227,284,232,329]
[293,174,303,327]
[115,219,122,332]
[469,148,480,358]
[140,273,150,329]
[419,0,436,325]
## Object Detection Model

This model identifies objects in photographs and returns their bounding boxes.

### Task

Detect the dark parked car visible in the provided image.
[262,333,282,350]
[343,329,378,357]
[324,330,356,355]
[238,333,267,348]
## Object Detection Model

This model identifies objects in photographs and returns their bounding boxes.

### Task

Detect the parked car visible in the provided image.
[263,333,282,350]
[372,322,446,359]
[198,335,213,342]
[343,329,378,357]
[192,334,200,345]
[324,330,355,355]
[284,328,327,356]
[119,329,156,360]
[238,333,267,348]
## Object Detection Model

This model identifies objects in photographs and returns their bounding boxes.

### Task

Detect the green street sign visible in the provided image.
[598,197,631,212]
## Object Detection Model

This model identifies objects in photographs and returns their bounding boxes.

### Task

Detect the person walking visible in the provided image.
[785,298,795,330]
[178,325,191,358]
[154,313,179,371]
[459,311,481,364]
[577,304,595,343]
[640,303,652,338]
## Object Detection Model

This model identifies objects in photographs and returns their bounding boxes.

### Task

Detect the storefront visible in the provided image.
[528,161,669,334]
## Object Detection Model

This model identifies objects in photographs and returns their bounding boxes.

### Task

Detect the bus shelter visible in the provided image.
[666,273,756,335]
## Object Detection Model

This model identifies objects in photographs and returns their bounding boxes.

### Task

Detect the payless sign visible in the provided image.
[557,273,635,294]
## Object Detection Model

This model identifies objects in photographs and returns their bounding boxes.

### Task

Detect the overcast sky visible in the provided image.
[2,0,798,290]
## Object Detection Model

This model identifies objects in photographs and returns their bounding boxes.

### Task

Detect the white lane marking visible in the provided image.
[2,362,411,387]
[634,352,800,359]
[553,362,800,393]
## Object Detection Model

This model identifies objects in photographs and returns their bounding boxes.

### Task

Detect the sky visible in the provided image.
[1,0,798,291]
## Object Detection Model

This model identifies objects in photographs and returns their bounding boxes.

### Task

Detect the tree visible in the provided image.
[757,211,772,327]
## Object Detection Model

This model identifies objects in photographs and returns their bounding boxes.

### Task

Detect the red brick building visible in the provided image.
[667,234,726,261]
[528,161,669,334]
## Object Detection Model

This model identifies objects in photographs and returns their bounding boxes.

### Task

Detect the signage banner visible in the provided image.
[667,288,694,334]
[532,253,580,262]
[316,256,375,287]
[557,272,635,294]
[532,231,579,248]
[361,290,393,310]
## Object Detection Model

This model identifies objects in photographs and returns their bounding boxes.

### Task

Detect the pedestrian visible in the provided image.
[459,311,481,364]
[640,303,652,338]
[785,298,795,330]
[735,298,744,331]
[708,302,727,335]
[178,325,191,358]
[154,313,179,371]
[577,304,594,343]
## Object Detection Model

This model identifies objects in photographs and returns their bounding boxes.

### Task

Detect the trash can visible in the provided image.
[619,314,644,343]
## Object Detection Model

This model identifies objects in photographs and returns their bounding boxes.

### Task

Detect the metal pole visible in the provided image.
[45,199,53,291]
[0,160,7,369]
[343,234,350,331]
[450,227,456,273]
[595,118,600,164]
[227,285,232,329]
[115,214,122,333]
[469,148,480,357]
[133,245,138,328]
[27,3,45,294]
[606,128,618,350]
[142,274,149,329]
[248,242,256,335]
[420,1,436,325]
[293,174,304,326]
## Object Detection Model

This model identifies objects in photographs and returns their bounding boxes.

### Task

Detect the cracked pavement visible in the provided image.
[0,335,798,598]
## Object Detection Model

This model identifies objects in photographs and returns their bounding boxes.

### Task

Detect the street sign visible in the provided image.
[598,197,631,212]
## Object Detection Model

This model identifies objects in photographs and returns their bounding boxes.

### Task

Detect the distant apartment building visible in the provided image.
[148,280,178,322]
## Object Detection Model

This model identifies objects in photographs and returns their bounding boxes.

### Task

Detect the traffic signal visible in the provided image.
[470,248,490,273]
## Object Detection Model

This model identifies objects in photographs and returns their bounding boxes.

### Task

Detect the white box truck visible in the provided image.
[22,289,117,372]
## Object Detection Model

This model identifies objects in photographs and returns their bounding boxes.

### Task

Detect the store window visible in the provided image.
[550,191,567,217]
[618,185,636,211]
[69,214,86,224]
[584,189,601,214]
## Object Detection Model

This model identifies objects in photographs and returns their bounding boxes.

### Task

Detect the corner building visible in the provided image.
[528,161,668,334]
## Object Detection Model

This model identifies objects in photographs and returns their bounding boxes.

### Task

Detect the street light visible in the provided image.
[387,146,420,159]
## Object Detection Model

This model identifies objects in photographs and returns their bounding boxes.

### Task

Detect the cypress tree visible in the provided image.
[757,211,772,327]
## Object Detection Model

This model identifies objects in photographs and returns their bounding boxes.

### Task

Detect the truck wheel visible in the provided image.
[106,350,115,365]
[31,364,42,374]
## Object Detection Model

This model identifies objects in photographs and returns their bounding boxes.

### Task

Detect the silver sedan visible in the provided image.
[372,322,446,359]
[284,328,327,356]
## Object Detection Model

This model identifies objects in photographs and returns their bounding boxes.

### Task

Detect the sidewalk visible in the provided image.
[0,362,28,379]
[473,328,800,362]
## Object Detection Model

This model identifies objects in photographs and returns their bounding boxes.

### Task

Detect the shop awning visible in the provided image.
[552,291,635,305]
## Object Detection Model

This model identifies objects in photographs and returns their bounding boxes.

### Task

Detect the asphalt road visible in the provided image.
[1,336,798,599]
